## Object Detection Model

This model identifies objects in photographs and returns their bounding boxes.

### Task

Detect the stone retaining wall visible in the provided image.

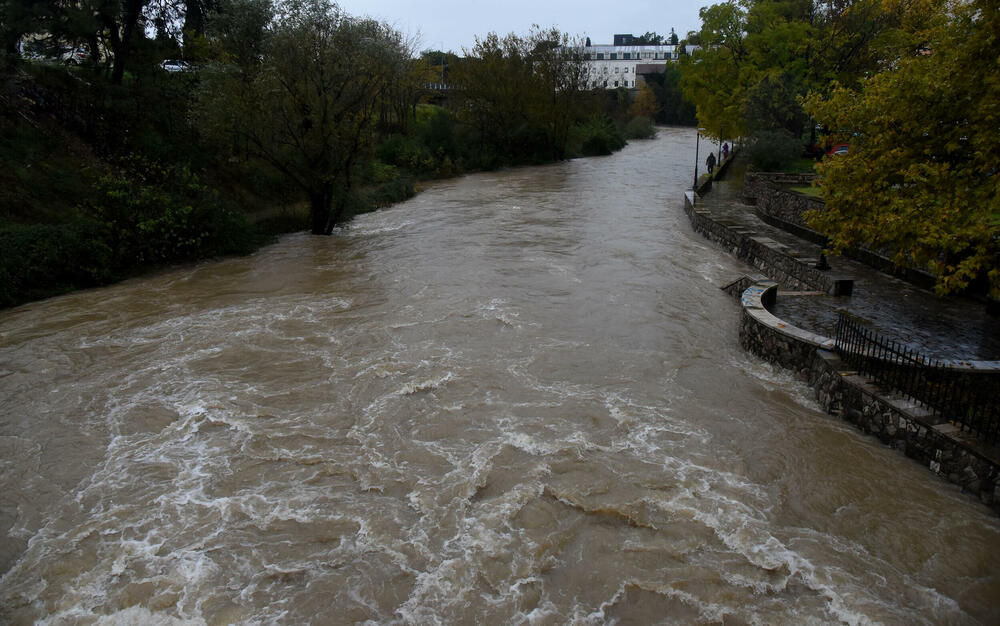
[742,171,817,205]
[809,351,1000,506]
[736,280,1000,514]
[743,173,941,289]
[683,193,852,295]
[755,185,824,230]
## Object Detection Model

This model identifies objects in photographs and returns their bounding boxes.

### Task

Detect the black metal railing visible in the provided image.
[835,311,1000,445]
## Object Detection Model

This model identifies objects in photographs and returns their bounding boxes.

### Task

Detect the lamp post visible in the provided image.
[693,128,706,189]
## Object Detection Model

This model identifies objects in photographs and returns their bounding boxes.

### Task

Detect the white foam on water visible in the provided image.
[40,606,208,626]
[603,392,712,453]
[397,371,456,396]
[639,465,931,626]
[475,298,525,328]
[733,353,823,412]
[580,581,737,625]
[395,476,550,624]
[348,212,415,237]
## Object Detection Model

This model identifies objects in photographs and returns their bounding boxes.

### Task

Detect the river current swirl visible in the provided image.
[1,128,998,624]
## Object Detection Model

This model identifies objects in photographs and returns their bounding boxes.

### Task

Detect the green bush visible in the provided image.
[360,176,416,213]
[377,134,439,174]
[571,117,626,157]
[0,220,113,307]
[82,156,257,267]
[419,108,458,160]
[623,115,656,140]
[746,129,804,171]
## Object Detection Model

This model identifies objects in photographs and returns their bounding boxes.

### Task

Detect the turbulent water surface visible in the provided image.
[1,128,998,625]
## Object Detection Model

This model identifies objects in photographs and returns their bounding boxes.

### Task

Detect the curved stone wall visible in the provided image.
[735,280,1000,513]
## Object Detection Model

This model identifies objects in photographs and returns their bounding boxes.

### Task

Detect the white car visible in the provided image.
[60,47,88,65]
[160,60,191,72]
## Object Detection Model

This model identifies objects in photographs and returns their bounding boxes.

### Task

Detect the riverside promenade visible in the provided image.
[695,159,1000,360]
[685,155,1000,512]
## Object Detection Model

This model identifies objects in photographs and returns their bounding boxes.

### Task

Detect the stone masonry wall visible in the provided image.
[683,193,851,295]
[755,186,825,231]
[809,351,1000,510]
[742,172,817,205]
[743,174,941,290]
[734,280,1000,514]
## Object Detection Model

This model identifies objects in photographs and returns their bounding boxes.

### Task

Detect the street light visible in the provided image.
[693,128,706,190]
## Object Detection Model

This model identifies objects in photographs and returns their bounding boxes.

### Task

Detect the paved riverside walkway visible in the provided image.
[697,160,1000,361]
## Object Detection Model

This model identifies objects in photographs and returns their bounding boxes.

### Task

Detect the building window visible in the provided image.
[614,81,619,87]
[610,53,617,60]
[623,53,631,60]
[623,67,628,73]
[614,67,619,73]
[597,53,604,60]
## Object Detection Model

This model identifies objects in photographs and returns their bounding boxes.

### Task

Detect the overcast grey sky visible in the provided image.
[333,1,706,54]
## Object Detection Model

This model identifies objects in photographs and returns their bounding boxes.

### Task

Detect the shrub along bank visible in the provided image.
[0,63,648,309]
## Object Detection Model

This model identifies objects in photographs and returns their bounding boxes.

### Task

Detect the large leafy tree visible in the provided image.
[452,27,587,166]
[197,0,411,234]
[681,0,939,143]
[679,1,749,142]
[804,0,1000,297]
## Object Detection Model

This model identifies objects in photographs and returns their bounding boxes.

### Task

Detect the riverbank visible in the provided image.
[3,57,659,310]
[684,159,1000,514]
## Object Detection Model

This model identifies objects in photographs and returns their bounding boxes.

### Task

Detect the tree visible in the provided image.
[803,0,1000,297]
[197,0,412,234]
[88,0,152,84]
[643,65,696,125]
[629,82,659,118]
[680,0,936,144]
[1,0,52,58]
[183,0,217,38]
[680,1,748,142]
[452,27,587,166]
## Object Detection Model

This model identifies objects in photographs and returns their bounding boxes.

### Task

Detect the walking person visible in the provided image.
[706,152,716,175]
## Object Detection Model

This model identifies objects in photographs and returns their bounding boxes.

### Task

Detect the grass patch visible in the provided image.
[790,185,822,197]
[786,158,818,173]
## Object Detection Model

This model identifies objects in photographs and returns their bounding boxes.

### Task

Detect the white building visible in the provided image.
[581,34,698,90]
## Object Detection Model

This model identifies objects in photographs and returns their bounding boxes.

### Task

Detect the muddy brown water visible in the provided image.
[1,128,998,624]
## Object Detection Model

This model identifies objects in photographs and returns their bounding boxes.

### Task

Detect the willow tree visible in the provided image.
[198,0,411,234]
[804,0,1000,297]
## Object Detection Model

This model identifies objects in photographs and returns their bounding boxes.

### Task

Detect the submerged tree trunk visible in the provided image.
[309,189,332,235]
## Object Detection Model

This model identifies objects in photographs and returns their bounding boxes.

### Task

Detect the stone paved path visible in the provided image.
[697,160,1000,361]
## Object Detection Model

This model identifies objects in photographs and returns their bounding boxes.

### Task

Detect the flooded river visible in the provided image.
[1,128,998,624]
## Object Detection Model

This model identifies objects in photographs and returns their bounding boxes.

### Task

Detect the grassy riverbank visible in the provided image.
[1,61,656,309]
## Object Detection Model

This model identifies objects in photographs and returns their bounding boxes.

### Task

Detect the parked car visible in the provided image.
[60,47,88,65]
[826,143,850,156]
[160,60,191,73]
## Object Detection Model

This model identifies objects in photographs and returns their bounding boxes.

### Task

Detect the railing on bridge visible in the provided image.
[834,311,1000,445]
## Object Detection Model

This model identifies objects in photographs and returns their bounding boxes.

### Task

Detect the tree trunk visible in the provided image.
[309,189,332,235]
[109,0,146,85]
